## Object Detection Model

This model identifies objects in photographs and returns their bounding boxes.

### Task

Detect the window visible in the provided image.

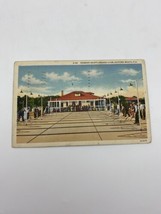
[75,93,81,96]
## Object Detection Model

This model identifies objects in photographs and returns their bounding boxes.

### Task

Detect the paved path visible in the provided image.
[17,111,148,145]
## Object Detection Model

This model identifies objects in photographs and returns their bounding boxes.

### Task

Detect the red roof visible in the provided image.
[125,97,137,101]
[51,91,101,101]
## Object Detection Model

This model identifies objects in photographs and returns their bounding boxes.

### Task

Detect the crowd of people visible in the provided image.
[17,102,146,126]
[17,107,43,122]
[108,102,146,125]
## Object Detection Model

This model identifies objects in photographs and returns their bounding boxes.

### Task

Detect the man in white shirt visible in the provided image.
[134,103,139,125]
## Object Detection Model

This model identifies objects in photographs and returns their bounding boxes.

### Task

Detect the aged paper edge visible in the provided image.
[12,59,152,148]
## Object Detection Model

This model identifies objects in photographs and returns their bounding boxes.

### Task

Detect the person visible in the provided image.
[129,103,135,118]
[116,104,120,115]
[44,106,49,114]
[120,104,125,116]
[24,109,28,121]
[134,103,139,125]
[34,107,39,118]
[27,107,30,119]
[124,104,129,118]
[20,108,25,121]
[140,103,145,120]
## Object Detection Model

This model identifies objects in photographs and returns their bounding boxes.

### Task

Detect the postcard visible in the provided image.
[12,59,151,147]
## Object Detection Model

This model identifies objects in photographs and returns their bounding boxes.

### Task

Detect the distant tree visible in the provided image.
[17,95,60,111]
[17,96,25,112]
[139,98,145,104]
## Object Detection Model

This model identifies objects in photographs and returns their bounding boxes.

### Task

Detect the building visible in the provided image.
[48,91,106,112]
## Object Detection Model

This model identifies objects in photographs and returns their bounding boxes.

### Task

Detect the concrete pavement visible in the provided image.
[17,111,148,145]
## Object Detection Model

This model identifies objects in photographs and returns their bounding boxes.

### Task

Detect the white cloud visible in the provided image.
[45,72,80,81]
[63,84,145,98]
[82,69,103,77]
[119,69,139,76]
[120,79,134,83]
[22,74,45,85]
[17,85,54,97]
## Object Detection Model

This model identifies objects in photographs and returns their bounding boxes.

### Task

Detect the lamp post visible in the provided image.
[19,90,32,124]
[103,95,106,111]
[115,88,123,115]
[18,90,24,110]
[20,89,28,109]
[99,97,101,110]
[110,92,113,112]
[38,94,43,118]
[56,98,57,115]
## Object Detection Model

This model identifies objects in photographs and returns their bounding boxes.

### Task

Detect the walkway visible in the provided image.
[17,111,148,145]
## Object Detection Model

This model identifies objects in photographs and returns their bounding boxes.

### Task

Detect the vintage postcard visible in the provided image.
[12,59,151,147]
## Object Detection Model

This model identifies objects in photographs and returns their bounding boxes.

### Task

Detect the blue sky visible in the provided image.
[18,63,144,97]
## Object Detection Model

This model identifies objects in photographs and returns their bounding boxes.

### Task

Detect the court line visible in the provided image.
[17,129,147,137]
[87,111,103,140]
[17,123,143,131]
[26,112,72,143]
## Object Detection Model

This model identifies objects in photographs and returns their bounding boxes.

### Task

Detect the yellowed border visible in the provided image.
[12,59,151,148]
